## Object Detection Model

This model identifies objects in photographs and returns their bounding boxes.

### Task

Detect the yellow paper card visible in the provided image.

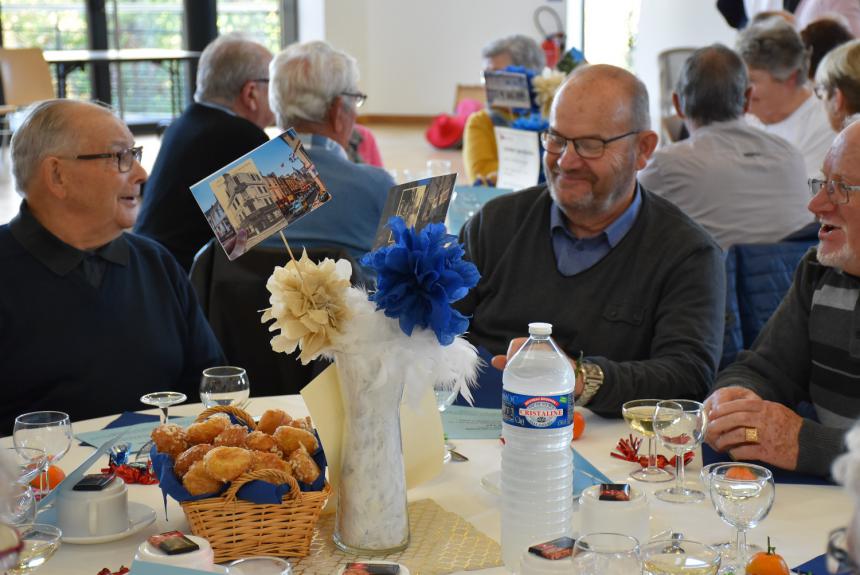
[301,364,445,511]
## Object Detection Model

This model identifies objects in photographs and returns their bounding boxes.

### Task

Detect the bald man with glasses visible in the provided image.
[0,99,224,432]
[706,121,860,477]
[458,64,725,416]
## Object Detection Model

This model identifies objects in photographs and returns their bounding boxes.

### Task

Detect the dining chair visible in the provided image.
[0,47,57,158]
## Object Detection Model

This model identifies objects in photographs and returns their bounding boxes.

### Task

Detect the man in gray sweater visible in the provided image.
[460,64,725,417]
[707,122,860,477]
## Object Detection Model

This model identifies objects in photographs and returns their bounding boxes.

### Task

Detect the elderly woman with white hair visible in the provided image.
[815,39,860,131]
[267,40,395,261]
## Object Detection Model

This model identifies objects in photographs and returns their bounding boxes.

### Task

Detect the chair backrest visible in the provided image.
[0,48,55,108]
[190,239,360,397]
[657,47,695,118]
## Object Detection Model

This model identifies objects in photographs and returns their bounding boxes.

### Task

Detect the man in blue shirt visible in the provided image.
[459,64,725,415]
[0,100,224,432]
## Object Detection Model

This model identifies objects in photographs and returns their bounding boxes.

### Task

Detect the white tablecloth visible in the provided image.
[2,397,851,574]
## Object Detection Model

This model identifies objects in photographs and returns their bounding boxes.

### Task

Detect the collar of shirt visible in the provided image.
[196,99,237,117]
[9,201,129,284]
[549,184,642,276]
[296,132,349,161]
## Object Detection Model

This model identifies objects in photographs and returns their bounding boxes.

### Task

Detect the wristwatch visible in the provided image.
[575,361,604,407]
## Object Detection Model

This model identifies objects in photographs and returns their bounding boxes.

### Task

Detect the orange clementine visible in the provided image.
[30,465,65,491]
[726,466,758,481]
[573,411,586,440]
[746,538,789,575]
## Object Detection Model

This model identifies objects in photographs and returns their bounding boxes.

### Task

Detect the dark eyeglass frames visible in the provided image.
[72,146,143,173]
[540,130,640,159]
[341,91,368,108]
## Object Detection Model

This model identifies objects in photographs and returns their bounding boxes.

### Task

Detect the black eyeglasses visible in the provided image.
[809,177,860,205]
[827,527,860,574]
[540,130,640,159]
[73,146,143,173]
[341,91,367,108]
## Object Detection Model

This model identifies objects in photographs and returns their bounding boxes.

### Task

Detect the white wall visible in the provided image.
[320,0,565,115]
[633,1,738,134]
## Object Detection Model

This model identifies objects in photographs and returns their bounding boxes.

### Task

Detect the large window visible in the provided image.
[218,0,282,54]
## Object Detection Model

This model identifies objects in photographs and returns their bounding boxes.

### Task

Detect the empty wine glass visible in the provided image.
[0,484,37,526]
[641,538,721,574]
[653,400,707,503]
[12,412,72,496]
[200,366,250,408]
[571,532,641,574]
[434,383,458,463]
[140,391,187,424]
[709,463,775,573]
[2,448,47,486]
[622,399,673,483]
[5,524,61,574]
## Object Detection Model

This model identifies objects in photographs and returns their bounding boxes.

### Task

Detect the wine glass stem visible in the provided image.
[160,407,169,425]
[736,528,747,566]
[674,450,685,491]
[647,436,658,470]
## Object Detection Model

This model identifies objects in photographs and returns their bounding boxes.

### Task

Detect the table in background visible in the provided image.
[42,49,200,117]
[1,398,850,574]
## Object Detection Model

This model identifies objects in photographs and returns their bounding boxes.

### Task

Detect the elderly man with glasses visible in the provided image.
[706,121,860,477]
[0,99,224,433]
[458,64,725,415]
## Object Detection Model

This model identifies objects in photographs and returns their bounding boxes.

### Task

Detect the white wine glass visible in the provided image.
[641,538,721,574]
[571,532,641,575]
[4,523,61,575]
[3,448,47,487]
[140,391,187,424]
[653,400,707,504]
[622,399,673,483]
[709,463,774,574]
[434,383,458,463]
[12,412,72,497]
[200,366,250,408]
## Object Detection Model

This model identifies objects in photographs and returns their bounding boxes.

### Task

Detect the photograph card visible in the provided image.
[371,172,457,249]
[483,70,532,109]
[190,128,331,260]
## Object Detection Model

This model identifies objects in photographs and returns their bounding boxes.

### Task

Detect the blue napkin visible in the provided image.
[792,553,827,574]
[104,411,160,429]
[573,448,611,495]
[701,444,834,486]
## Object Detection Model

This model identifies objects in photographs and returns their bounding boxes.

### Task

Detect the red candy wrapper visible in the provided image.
[96,567,129,575]
[101,462,158,485]
[610,434,694,468]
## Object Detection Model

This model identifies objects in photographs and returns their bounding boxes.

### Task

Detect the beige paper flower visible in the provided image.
[532,68,567,119]
[261,251,353,365]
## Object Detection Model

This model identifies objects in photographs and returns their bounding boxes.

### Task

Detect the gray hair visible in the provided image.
[676,44,748,125]
[737,18,810,83]
[194,32,272,105]
[11,99,113,195]
[816,39,860,116]
[482,34,546,71]
[269,40,360,128]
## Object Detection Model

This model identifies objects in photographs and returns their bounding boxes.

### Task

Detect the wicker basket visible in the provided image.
[179,405,331,562]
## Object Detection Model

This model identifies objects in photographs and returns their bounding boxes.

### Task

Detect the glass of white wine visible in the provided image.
[5,523,61,575]
[200,366,250,408]
[641,538,721,574]
[653,400,707,504]
[622,399,673,483]
[709,463,775,574]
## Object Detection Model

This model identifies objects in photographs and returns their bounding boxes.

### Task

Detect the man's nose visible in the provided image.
[808,183,835,215]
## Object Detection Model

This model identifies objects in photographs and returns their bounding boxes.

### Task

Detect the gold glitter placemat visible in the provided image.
[291,499,502,575]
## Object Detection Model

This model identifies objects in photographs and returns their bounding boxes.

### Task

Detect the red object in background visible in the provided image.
[610,434,694,469]
[96,566,129,575]
[542,36,561,69]
[102,461,158,485]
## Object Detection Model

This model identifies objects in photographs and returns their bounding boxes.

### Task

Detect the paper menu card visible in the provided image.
[301,364,445,511]
[494,127,541,191]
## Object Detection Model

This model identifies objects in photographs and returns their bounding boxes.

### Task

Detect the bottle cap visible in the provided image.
[528,322,553,336]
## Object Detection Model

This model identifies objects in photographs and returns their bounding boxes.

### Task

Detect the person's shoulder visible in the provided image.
[166,103,267,144]
[640,187,720,250]
[0,224,23,261]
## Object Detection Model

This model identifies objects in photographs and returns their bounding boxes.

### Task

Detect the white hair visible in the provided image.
[269,40,360,128]
[194,32,272,105]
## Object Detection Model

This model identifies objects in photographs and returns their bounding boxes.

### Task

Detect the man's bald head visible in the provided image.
[554,64,651,132]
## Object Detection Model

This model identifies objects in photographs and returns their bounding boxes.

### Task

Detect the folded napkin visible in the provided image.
[75,412,195,454]
[701,444,833,486]
[793,552,827,574]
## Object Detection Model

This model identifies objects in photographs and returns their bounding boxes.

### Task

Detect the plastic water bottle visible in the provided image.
[501,322,575,573]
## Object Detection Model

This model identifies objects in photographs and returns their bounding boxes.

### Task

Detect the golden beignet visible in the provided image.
[257,409,291,434]
[273,425,318,455]
[151,423,188,458]
[174,443,214,478]
[203,446,252,482]
[288,416,313,432]
[213,424,249,447]
[250,450,291,474]
[182,460,223,496]
[186,415,230,445]
[288,444,320,484]
[245,430,279,453]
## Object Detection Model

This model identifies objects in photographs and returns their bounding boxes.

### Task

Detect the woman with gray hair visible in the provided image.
[737,17,835,176]
[815,39,860,131]
[463,34,546,186]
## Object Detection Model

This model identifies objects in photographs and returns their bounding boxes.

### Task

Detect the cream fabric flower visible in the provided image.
[261,251,353,364]
[532,68,567,119]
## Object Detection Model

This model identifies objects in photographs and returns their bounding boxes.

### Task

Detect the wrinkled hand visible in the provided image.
[491,337,527,371]
[705,386,802,470]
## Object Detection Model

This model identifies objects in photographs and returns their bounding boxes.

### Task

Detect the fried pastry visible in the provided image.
[273,425,318,455]
[257,408,291,434]
[182,460,224,496]
[186,415,230,445]
[203,446,252,482]
[245,430,279,453]
[288,416,313,432]
[151,423,189,458]
[174,443,214,478]
[213,424,249,447]
[288,444,320,484]
[250,450,291,474]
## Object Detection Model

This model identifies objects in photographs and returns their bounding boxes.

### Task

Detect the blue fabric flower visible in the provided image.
[361,217,480,346]
[511,112,549,133]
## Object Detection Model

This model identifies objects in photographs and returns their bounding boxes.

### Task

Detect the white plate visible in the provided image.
[37,501,156,544]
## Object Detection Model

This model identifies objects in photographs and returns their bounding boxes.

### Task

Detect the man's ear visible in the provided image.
[635,130,659,170]
[329,96,346,132]
[672,92,685,119]
[42,157,69,199]
[239,80,259,112]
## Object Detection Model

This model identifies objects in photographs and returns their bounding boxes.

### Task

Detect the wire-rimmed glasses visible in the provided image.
[809,177,860,205]
[827,527,860,574]
[340,91,367,108]
[540,129,640,159]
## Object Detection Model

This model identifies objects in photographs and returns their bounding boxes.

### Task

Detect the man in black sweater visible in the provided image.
[460,64,725,416]
[0,100,225,432]
[135,33,273,271]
